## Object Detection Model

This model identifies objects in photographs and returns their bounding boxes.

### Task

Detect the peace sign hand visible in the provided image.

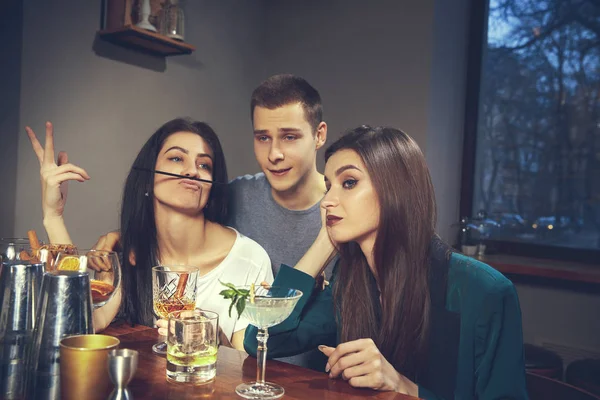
[25,122,90,221]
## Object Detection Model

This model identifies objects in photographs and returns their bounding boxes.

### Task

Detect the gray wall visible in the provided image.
[14,0,265,247]
[426,0,470,242]
[263,1,434,167]
[262,0,465,241]
[0,0,23,237]
[517,282,600,356]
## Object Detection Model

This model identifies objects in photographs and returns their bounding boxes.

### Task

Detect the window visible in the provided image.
[462,0,600,262]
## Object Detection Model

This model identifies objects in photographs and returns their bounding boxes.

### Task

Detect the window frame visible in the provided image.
[460,0,600,265]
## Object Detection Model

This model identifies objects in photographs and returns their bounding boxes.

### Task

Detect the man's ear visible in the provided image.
[315,122,327,150]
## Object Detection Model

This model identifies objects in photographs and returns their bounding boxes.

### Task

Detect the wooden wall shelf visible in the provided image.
[98,25,195,57]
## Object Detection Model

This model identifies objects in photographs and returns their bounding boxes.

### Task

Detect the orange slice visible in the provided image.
[90,280,115,296]
[57,256,81,271]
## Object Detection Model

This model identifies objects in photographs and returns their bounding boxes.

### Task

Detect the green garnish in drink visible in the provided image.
[219,281,255,318]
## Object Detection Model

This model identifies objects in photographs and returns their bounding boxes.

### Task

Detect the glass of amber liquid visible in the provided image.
[152,265,199,355]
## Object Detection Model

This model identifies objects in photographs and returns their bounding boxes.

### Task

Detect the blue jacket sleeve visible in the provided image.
[244,265,338,358]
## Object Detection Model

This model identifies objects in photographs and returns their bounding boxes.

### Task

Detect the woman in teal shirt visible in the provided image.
[245,125,528,399]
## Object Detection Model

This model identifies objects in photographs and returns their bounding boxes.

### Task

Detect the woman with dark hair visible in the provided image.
[244,126,528,399]
[26,118,273,350]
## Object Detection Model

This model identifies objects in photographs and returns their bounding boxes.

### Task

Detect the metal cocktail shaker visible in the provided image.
[28,270,94,399]
[0,260,44,399]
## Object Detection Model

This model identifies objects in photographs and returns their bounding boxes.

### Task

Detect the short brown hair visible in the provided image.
[250,74,323,132]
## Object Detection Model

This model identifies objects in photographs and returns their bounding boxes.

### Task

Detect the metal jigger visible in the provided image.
[107,349,138,400]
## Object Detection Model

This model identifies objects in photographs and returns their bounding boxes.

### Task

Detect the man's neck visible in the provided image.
[270,169,326,211]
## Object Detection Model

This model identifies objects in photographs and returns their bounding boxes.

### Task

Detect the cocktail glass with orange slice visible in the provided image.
[55,249,121,308]
[39,244,78,271]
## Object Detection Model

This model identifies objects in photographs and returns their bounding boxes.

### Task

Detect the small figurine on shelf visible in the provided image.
[136,0,157,32]
[457,217,477,256]
[474,210,489,257]
[161,0,185,40]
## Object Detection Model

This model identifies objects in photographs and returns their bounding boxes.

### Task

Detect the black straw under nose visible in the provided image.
[132,167,222,184]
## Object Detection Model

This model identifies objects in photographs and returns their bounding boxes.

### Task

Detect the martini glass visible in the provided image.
[235,286,303,400]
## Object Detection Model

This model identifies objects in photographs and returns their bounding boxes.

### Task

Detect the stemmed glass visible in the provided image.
[151,265,199,355]
[235,286,303,400]
[54,249,122,308]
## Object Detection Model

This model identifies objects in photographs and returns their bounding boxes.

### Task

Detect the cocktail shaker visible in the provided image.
[28,270,94,399]
[0,260,44,399]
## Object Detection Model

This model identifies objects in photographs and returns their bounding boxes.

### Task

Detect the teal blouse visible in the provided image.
[244,251,529,400]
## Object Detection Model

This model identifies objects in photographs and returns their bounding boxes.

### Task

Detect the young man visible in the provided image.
[226,75,333,370]
[227,74,331,278]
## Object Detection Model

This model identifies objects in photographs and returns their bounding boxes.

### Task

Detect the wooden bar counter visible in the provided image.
[103,322,419,400]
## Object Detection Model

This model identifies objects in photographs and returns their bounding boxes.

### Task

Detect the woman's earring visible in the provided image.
[145,192,149,197]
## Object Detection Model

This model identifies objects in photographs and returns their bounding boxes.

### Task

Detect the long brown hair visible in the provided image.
[325,126,437,379]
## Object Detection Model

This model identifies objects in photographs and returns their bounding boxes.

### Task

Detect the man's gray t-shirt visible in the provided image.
[227,173,333,370]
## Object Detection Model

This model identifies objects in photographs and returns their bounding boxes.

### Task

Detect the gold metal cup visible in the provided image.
[59,334,120,400]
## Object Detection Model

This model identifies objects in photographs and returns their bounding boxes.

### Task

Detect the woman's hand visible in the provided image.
[318,339,418,395]
[92,231,122,253]
[26,122,90,222]
[294,227,337,279]
[156,318,168,337]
